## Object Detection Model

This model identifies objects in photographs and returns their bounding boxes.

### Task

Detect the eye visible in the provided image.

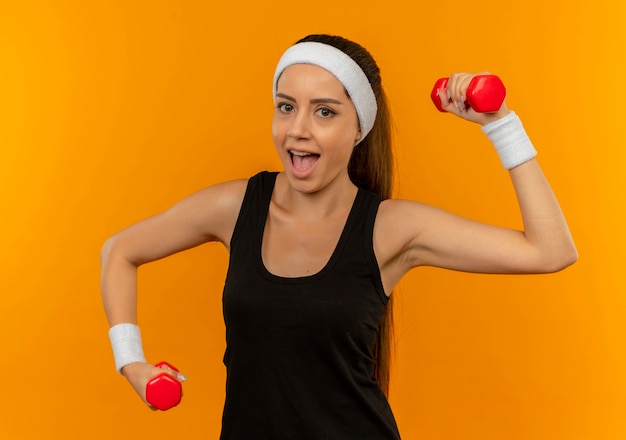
[316,107,336,118]
[278,103,294,113]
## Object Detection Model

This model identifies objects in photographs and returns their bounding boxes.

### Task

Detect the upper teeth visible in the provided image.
[290,150,311,156]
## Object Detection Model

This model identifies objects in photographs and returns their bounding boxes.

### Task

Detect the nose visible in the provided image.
[287,110,311,140]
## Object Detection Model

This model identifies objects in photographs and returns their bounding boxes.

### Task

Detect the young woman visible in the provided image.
[101,34,577,439]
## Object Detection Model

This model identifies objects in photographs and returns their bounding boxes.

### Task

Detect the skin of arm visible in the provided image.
[374,73,577,294]
[100,179,247,404]
[100,71,577,405]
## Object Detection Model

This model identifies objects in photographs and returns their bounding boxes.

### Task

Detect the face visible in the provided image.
[272,64,362,194]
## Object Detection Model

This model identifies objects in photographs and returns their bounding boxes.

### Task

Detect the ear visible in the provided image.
[355,128,362,145]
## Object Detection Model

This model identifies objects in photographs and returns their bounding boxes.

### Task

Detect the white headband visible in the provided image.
[273,41,378,142]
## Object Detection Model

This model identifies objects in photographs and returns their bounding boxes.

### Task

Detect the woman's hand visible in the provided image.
[121,362,186,410]
[437,72,509,125]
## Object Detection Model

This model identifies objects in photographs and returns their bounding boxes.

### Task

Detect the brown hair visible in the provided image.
[296,34,395,396]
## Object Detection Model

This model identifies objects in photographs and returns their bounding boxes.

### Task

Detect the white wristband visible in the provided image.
[108,323,146,374]
[481,111,537,170]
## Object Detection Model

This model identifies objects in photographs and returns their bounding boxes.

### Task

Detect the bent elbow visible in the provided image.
[560,246,579,270]
[100,234,135,268]
[100,235,119,266]
[541,245,578,273]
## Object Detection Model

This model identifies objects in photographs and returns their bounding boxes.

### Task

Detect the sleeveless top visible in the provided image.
[221,171,401,439]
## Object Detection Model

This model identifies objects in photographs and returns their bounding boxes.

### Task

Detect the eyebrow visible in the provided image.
[276,93,344,105]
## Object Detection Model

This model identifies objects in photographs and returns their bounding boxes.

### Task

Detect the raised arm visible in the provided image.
[100,178,247,406]
[375,73,577,292]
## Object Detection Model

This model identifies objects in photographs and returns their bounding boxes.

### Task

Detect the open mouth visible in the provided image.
[289,150,320,172]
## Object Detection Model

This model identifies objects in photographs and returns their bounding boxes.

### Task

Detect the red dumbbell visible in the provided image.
[431,74,506,113]
[145,361,183,411]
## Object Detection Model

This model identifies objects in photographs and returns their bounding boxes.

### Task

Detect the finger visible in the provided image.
[448,73,473,110]
[437,88,452,108]
[437,89,461,115]
[446,72,462,106]
[158,364,188,383]
[438,85,480,122]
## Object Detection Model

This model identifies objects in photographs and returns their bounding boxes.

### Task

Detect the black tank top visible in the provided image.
[221,171,401,439]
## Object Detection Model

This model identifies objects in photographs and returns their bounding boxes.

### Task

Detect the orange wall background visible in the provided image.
[1,1,624,439]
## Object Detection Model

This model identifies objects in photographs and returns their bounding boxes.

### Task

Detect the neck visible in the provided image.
[273,172,358,219]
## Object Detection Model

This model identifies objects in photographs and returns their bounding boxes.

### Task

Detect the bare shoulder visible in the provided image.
[371,198,438,291]
[375,198,467,268]
[374,199,430,267]
[103,178,250,266]
[172,178,249,245]
[191,178,249,213]
[376,198,430,239]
